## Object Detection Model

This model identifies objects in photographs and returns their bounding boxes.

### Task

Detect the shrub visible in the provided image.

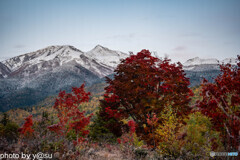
[182,112,223,158]
[89,113,117,143]
[155,106,183,158]
[0,120,19,142]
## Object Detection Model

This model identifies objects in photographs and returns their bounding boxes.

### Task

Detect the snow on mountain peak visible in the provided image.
[89,45,120,56]
[93,44,106,50]
[85,45,128,68]
[183,56,238,66]
[183,56,238,71]
[3,45,84,71]
[183,57,219,66]
[0,45,130,78]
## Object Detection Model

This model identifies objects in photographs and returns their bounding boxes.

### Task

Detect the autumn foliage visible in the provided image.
[48,84,92,142]
[99,49,193,145]
[197,56,240,150]
[4,50,240,159]
[19,115,34,136]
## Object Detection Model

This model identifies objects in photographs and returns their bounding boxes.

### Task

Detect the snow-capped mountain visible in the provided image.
[0,62,11,78]
[0,45,129,111]
[183,57,219,66]
[0,45,128,78]
[86,45,128,68]
[0,45,237,112]
[183,57,238,71]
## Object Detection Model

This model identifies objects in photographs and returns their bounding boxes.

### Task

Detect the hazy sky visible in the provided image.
[0,0,239,62]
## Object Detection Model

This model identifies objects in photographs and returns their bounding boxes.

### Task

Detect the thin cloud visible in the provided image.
[179,32,202,38]
[173,46,187,51]
[14,45,26,49]
[107,33,136,40]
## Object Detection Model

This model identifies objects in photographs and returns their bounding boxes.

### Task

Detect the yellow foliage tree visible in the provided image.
[155,106,183,158]
[156,110,223,159]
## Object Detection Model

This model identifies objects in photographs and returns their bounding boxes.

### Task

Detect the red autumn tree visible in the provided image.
[99,49,192,145]
[19,115,34,137]
[48,84,92,142]
[197,56,240,151]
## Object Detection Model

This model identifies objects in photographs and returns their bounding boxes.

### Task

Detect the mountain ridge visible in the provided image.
[0,45,237,112]
[183,56,237,66]
[0,45,128,79]
[183,56,237,71]
[0,45,129,111]
[1,46,237,77]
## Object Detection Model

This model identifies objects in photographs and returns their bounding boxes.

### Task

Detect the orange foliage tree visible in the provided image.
[19,115,34,137]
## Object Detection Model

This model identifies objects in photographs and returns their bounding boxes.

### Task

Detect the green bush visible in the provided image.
[156,111,223,159]
[0,113,19,142]
[89,114,117,143]
[182,112,223,158]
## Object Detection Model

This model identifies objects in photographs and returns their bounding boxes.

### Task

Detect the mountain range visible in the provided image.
[0,45,128,79]
[0,45,237,112]
[183,56,238,71]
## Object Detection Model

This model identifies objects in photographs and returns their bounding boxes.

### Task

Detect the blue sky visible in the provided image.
[0,0,239,62]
